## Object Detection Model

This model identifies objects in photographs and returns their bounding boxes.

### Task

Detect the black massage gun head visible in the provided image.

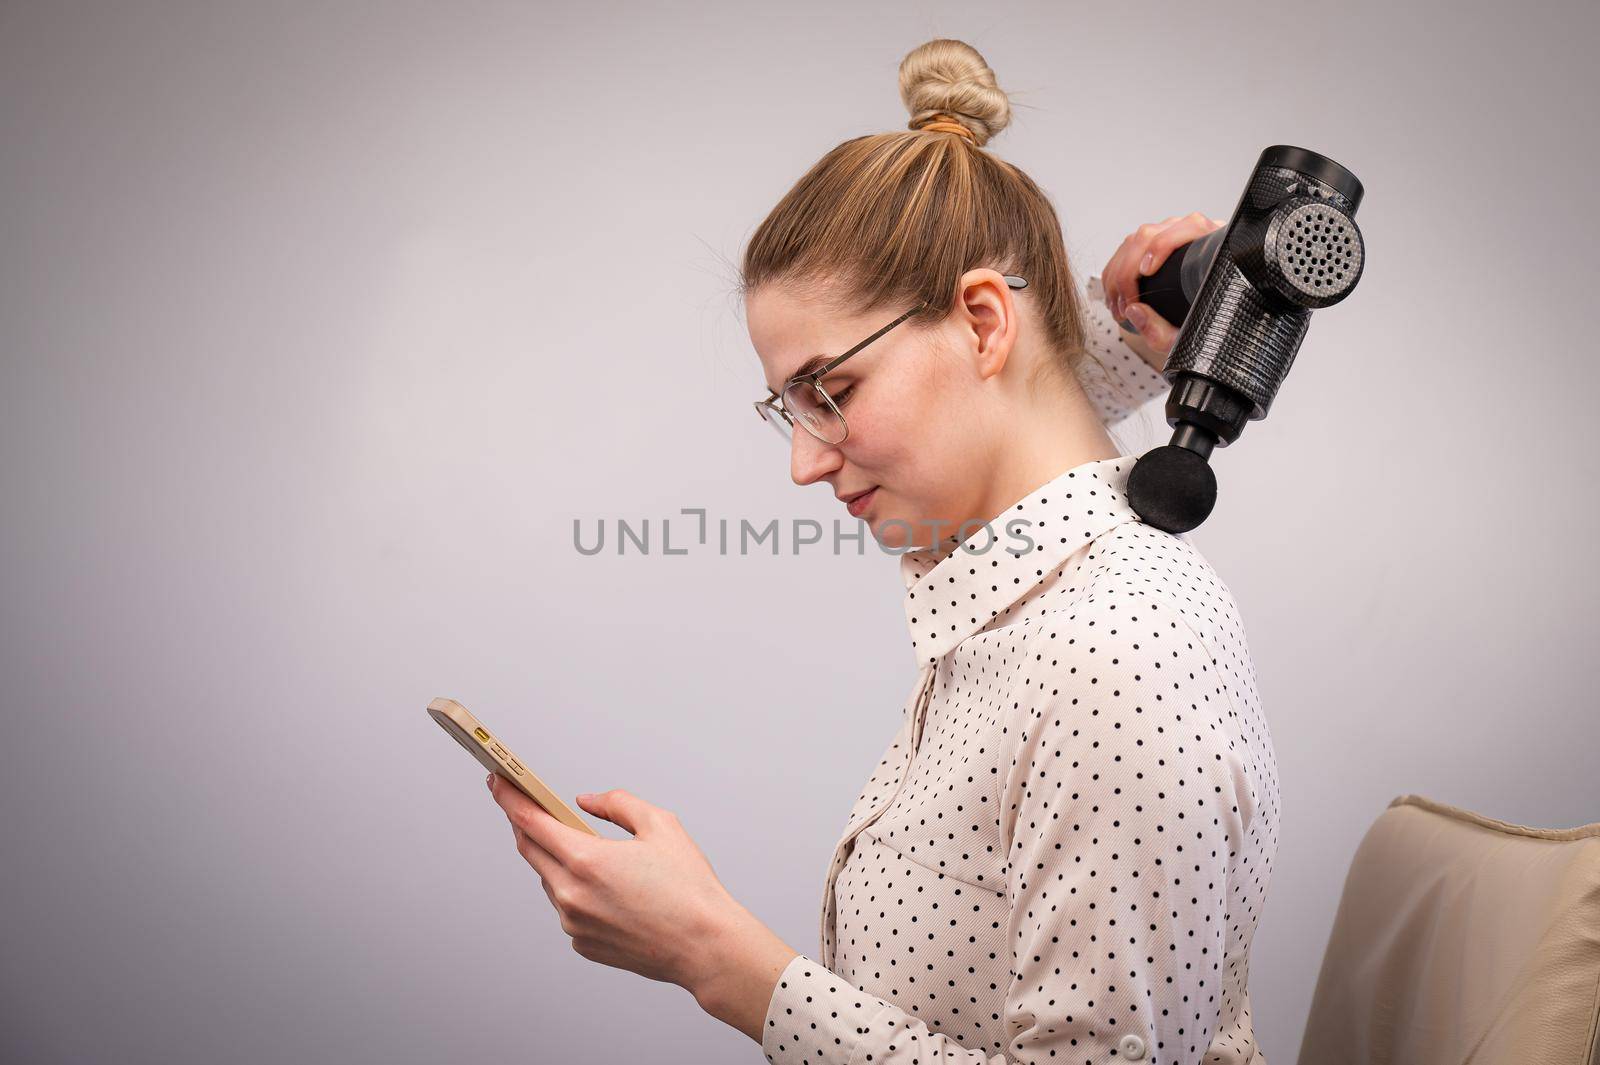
[1127,444,1218,534]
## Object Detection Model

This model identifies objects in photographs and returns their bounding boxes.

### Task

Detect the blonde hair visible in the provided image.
[740,38,1099,384]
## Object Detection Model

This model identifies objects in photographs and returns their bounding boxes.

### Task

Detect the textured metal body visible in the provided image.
[1164,164,1363,429]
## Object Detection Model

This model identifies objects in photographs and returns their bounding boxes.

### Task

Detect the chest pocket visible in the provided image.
[858,736,1011,892]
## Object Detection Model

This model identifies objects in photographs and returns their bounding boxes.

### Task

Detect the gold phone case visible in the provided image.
[427,696,598,836]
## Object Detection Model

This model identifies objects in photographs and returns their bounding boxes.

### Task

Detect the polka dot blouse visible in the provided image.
[761,282,1281,1065]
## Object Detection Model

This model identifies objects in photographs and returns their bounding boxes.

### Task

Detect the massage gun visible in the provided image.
[1123,145,1366,533]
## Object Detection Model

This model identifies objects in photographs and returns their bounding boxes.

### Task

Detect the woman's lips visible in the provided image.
[846,487,878,518]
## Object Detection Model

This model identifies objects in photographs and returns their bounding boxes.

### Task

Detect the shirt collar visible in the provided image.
[899,454,1143,666]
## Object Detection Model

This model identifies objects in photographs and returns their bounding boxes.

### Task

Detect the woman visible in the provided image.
[486,38,1279,1065]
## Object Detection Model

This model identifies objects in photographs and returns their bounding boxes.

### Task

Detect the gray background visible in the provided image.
[3,2,1596,1062]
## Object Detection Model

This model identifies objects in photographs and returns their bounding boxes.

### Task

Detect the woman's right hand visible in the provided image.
[1101,212,1225,357]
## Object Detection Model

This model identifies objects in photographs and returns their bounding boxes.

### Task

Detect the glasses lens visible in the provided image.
[781,381,845,444]
[757,402,793,441]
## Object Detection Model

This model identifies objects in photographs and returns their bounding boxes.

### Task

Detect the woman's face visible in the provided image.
[745,271,1023,552]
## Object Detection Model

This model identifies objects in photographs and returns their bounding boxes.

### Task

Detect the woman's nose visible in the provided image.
[790,426,842,486]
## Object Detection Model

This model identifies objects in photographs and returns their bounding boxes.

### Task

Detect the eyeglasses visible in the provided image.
[753,274,1029,445]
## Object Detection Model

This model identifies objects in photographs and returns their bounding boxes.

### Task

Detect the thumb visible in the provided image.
[575,789,650,836]
[1123,301,1178,356]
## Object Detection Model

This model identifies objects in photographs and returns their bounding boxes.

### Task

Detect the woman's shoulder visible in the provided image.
[1068,520,1247,653]
[993,525,1278,881]
[1004,522,1258,732]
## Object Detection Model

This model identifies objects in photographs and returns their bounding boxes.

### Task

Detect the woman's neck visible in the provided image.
[967,377,1121,536]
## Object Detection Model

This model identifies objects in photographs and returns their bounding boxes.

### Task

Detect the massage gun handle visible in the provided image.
[1136,225,1229,329]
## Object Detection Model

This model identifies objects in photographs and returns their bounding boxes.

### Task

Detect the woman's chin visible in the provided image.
[866,510,913,551]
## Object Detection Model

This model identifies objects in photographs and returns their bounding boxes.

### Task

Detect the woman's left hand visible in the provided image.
[485,773,743,995]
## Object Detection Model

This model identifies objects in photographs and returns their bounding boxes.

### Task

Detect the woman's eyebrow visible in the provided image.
[789,354,832,379]
[766,353,831,394]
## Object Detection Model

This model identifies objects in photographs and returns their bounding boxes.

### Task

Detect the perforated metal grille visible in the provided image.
[1274,202,1362,299]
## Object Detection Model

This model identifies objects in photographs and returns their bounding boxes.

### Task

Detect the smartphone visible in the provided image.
[427,696,598,836]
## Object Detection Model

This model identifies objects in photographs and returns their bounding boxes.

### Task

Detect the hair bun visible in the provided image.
[898,38,1012,148]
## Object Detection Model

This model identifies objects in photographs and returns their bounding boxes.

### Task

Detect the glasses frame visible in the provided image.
[754,274,1029,445]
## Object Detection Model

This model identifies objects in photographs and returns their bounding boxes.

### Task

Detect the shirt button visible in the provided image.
[1118,1033,1147,1060]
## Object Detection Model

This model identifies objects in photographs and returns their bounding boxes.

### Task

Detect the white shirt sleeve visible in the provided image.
[1075,275,1170,427]
[761,595,1257,1065]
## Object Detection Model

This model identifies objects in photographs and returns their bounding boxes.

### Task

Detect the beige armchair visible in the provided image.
[1298,794,1600,1065]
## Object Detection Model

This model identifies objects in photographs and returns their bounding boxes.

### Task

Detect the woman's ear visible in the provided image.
[953,268,1018,382]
